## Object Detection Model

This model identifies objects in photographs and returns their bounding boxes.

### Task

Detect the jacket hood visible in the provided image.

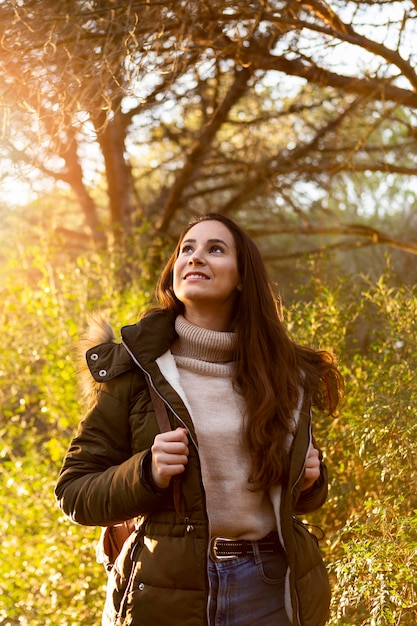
[77,309,177,406]
[77,312,118,404]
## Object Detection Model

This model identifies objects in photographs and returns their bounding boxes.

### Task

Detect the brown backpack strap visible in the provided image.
[146,380,182,516]
[147,383,172,433]
[121,340,183,514]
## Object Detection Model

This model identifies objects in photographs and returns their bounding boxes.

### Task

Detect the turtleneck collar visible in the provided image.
[170,315,237,377]
[172,315,237,362]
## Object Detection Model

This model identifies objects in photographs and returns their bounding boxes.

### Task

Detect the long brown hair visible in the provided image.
[157,213,343,490]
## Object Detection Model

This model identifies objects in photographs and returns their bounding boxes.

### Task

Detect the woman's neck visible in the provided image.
[182,309,233,332]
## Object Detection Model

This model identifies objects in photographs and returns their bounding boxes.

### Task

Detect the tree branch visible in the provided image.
[156,66,253,232]
[292,2,417,91]
[251,224,417,256]
[244,53,417,109]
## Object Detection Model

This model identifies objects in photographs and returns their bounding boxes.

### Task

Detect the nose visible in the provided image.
[188,248,205,265]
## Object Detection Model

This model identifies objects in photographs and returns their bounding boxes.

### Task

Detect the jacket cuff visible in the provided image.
[139,450,167,496]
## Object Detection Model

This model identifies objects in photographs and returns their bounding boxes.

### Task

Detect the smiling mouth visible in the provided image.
[184,273,209,280]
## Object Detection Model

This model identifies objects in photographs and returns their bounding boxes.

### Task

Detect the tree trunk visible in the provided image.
[95,110,138,238]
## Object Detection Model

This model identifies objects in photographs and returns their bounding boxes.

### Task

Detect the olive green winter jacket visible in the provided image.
[55,309,330,626]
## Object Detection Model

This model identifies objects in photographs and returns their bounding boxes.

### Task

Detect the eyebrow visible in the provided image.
[181,238,230,248]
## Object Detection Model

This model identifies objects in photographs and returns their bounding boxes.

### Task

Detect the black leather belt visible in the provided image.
[210,531,283,561]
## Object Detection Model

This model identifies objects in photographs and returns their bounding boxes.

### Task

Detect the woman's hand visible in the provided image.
[151,427,189,489]
[300,444,321,491]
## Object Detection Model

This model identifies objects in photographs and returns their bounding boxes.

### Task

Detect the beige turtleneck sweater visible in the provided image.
[171,315,276,540]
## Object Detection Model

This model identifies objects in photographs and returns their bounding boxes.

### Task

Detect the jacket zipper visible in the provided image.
[121,339,199,450]
[122,338,221,626]
[291,408,313,626]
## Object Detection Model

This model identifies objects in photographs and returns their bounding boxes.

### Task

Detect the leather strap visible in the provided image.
[120,339,183,516]
[210,532,283,559]
[146,380,182,517]
[147,383,172,433]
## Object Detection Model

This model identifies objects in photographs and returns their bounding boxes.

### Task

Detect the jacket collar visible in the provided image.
[121,309,177,367]
[86,309,177,384]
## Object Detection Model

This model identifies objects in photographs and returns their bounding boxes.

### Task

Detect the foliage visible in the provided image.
[0,221,154,625]
[288,271,417,624]
[1,217,417,625]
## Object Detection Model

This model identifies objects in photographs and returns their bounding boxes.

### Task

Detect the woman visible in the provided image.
[55,213,343,626]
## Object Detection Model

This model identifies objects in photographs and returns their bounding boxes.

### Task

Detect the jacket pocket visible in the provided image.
[102,529,143,625]
[123,587,206,625]
[105,527,207,625]
[292,517,331,626]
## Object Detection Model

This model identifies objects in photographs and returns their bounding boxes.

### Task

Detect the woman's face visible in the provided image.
[173,220,242,328]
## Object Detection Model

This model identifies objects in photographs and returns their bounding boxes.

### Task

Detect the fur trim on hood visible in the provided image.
[77,312,116,405]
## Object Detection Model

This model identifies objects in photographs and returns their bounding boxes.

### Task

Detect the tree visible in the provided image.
[1,0,417,261]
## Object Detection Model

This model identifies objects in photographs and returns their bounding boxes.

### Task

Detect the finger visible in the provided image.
[304,465,320,478]
[155,461,187,483]
[157,456,188,472]
[156,428,189,445]
[151,448,188,488]
[305,446,319,466]
[307,444,319,456]
[156,447,189,464]
[152,437,189,458]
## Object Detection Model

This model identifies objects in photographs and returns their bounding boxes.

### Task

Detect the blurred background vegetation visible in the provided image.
[1,1,417,624]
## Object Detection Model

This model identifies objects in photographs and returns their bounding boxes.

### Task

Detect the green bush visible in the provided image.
[1,233,416,624]
[289,273,417,625]
[1,234,152,625]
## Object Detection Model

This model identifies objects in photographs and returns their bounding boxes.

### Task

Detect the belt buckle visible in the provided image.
[210,537,239,561]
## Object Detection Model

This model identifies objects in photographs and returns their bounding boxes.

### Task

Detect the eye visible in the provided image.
[180,244,194,254]
[209,245,224,253]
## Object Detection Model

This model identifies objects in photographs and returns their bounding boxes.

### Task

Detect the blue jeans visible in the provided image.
[208,541,291,626]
